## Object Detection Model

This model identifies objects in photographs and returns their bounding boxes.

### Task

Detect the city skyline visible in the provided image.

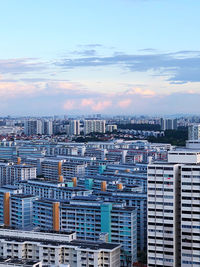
[0,0,200,115]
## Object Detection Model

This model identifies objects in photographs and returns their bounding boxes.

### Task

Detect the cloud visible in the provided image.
[138,48,158,52]
[61,90,200,115]
[80,98,112,111]
[0,58,45,74]
[118,99,132,108]
[0,78,88,99]
[1,49,200,115]
[1,78,200,115]
[63,100,75,110]
[78,44,102,48]
[72,49,97,56]
[81,98,94,107]
[93,100,112,111]
[57,50,200,83]
[125,87,156,97]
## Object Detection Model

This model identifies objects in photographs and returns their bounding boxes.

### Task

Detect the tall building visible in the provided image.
[0,163,36,186]
[106,124,117,132]
[42,120,53,135]
[24,120,42,135]
[69,120,80,136]
[84,120,106,135]
[41,158,65,181]
[160,118,178,131]
[9,194,36,229]
[188,124,200,140]
[147,140,200,267]
[25,120,53,136]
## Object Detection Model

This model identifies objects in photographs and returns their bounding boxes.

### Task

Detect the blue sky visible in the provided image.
[0,0,200,115]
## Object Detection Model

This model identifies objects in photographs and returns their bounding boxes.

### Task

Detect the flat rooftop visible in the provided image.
[0,235,120,251]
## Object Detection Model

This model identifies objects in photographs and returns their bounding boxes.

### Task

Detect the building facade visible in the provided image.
[0,227,120,267]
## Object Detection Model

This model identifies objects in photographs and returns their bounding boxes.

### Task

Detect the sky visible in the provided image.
[1,0,200,116]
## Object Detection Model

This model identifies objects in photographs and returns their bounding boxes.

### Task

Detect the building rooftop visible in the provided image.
[0,258,41,266]
[0,234,120,251]
[11,194,35,199]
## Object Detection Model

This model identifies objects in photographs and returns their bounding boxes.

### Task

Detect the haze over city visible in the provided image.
[0,0,199,115]
[1,2,200,267]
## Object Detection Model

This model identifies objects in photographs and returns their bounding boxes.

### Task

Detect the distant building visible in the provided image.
[160,118,177,130]
[84,120,106,135]
[42,120,53,135]
[106,124,117,132]
[24,120,42,135]
[25,120,53,136]
[188,124,200,140]
[69,120,80,136]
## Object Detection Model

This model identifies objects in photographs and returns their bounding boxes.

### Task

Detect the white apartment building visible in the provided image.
[69,120,80,136]
[148,162,180,267]
[148,141,200,267]
[106,125,117,132]
[25,120,53,136]
[188,124,200,140]
[84,120,106,135]
[24,120,42,136]
[160,118,177,131]
[0,163,36,186]
[42,120,53,135]
[0,227,121,267]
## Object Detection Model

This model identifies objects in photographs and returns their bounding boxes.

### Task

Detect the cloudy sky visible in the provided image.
[1,0,200,116]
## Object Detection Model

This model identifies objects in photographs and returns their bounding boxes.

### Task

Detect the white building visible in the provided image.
[42,120,53,135]
[69,120,80,136]
[25,120,53,136]
[106,125,117,132]
[0,163,36,186]
[24,120,42,136]
[0,227,121,267]
[188,124,200,140]
[160,118,177,131]
[148,141,200,267]
[84,120,106,135]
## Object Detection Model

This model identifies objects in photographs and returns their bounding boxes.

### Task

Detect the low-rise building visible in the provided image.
[0,227,120,267]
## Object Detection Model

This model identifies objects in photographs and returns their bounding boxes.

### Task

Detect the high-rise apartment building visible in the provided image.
[188,124,200,140]
[42,120,53,135]
[41,158,66,180]
[160,118,178,131]
[0,163,36,186]
[24,120,42,135]
[84,120,106,135]
[106,124,117,132]
[25,120,53,136]
[148,162,180,267]
[69,120,80,136]
[147,141,200,267]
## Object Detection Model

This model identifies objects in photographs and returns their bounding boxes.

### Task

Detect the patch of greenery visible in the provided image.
[117,123,161,131]
[148,128,188,146]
